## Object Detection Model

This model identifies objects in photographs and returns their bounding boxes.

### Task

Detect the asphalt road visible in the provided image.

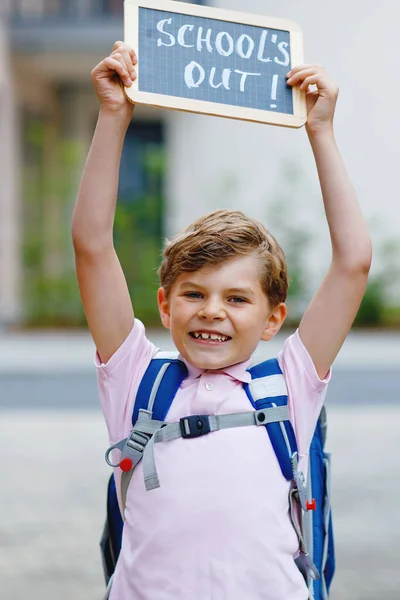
[0,367,399,410]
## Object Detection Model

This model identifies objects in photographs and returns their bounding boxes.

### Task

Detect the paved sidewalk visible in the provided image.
[1,406,399,600]
[0,327,399,372]
[1,326,399,598]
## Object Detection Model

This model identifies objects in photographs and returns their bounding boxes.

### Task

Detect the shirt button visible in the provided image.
[205,383,214,391]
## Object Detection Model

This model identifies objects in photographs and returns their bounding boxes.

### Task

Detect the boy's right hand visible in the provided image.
[91,41,137,116]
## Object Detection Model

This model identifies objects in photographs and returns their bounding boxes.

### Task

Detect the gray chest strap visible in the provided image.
[106,405,289,514]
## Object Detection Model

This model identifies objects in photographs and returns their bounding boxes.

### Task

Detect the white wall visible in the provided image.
[166,0,400,289]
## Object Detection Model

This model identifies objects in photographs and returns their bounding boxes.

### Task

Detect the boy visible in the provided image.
[72,42,371,599]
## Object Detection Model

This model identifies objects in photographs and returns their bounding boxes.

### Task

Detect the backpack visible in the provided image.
[100,353,335,600]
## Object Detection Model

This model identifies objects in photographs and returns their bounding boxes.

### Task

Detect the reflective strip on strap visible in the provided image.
[273,400,296,460]
[147,363,170,412]
[248,373,288,401]
[150,360,188,422]
[132,358,187,425]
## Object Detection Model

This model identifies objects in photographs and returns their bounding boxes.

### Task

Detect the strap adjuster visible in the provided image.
[127,430,152,453]
[180,415,211,438]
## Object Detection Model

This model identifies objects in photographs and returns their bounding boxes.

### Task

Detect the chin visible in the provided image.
[189,354,234,371]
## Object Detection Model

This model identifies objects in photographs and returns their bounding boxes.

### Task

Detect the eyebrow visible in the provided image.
[228,287,256,297]
[179,282,255,297]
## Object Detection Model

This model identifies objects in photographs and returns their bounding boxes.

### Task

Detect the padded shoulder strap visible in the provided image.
[132,354,188,425]
[245,358,298,481]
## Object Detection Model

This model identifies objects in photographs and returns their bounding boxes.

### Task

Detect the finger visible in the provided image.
[129,47,138,65]
[299,74,322,91]
[287,69,338,97]
[102,56,135,87]
[112,41,137,65]
[110,51,137,86]
[112,48,137,80]
[286,64,323,78]
[286,67,322,86]
[300,74,338,97]
[110,50,129,74]
[112,40,126,53]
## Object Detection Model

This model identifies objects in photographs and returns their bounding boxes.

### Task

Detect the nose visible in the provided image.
[198,297,226,321]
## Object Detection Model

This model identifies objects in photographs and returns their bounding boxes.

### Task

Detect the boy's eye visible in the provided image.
[184,292,203,299]
[229,297,247,303]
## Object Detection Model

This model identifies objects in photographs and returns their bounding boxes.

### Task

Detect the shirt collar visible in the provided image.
[179,355,252,384]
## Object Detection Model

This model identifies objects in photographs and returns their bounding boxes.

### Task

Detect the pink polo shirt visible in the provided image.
[96,319,330,600]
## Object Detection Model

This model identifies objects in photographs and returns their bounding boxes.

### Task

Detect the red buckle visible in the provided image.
[306,498,317,511]
[120,458,133,472]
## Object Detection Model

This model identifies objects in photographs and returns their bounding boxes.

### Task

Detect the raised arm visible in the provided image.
[72,42,137,363]
[286,65,372,379]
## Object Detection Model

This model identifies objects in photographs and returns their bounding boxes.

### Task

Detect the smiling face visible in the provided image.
[158,253,287,370]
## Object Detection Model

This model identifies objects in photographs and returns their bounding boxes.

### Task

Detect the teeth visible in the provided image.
[192,332,229,342]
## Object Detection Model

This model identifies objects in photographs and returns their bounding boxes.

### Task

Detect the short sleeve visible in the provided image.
[277,330,331,461]
[95,319,158,444]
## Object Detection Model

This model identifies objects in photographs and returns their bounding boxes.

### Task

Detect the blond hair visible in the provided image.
[158,209,288,307]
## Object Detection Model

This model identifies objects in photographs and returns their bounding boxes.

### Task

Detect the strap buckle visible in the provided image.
[127,430,152,453]
[180,415,211,438]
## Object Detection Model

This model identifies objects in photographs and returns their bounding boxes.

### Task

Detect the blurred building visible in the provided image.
[0,1,19,327]
[0,0,204,327]
[1,0,399,328]
[1,0,127,325]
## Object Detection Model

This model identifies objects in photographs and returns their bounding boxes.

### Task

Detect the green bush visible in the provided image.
[114,199,163,326]
[354,279,385,327]
[21,115,165,328]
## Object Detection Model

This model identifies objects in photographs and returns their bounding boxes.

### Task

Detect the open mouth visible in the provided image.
[189,331,232,343]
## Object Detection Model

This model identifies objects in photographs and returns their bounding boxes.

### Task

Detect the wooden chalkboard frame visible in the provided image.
[124,0,307,128]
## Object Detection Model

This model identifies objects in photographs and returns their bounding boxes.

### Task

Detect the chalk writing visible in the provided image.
[156,17,289,97]
[138,8,294,115]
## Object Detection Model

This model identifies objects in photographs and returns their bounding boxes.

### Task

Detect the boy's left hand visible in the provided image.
[286,65,338,136]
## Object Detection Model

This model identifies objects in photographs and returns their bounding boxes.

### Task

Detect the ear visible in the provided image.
[157,287,171,329]
[260,303,287,341]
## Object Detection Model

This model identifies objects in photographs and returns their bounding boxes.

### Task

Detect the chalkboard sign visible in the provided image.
[124,0,306,127]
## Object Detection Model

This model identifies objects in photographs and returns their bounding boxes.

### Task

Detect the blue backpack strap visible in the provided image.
[101,354,187,587]
[132,354,188,425]
[244,358,297,481]
[245,358,325,586]
[307,409,335,598]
